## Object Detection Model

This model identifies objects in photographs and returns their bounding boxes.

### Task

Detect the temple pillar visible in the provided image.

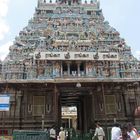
[52,61,55,78]
[54,85,61,126]
[60,61,63,77]
[77,62,81,77]
[67,62,70,76]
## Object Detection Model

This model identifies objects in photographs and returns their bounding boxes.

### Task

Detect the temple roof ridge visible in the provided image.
[37,0,100,8]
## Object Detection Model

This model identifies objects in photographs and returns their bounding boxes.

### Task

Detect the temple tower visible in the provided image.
[0,0,140,136]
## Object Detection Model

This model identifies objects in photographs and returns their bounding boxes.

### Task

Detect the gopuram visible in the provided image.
[0,0,140,134]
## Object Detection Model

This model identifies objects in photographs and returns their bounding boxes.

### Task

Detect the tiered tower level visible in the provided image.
[2,0,140,80]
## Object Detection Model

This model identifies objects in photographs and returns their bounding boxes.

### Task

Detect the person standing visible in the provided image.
[50,126,56,140]
[127,122,138,140]
[111,122,121,140]
[119,124,131,140]
[93,122,105,140]
[59,127,66,140]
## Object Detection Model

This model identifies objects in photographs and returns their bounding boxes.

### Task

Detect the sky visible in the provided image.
[0,0,140,61]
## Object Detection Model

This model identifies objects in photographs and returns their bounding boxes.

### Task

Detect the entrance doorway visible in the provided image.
[60,90,93,132]
[62,61,85,77]
[61,106,77,129]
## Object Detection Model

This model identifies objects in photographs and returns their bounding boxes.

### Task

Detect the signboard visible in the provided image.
[0,95,10,111]
[34,51,119,61]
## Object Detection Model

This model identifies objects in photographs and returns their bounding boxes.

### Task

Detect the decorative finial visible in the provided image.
[97,0,100,8]
[90,0,93,4]
[38,0,42,3]
[38,0,44,7]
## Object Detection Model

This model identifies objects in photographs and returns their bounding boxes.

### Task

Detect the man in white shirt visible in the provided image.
[111,122,121,140]
[93,122,105,140]
[50,126,56,140]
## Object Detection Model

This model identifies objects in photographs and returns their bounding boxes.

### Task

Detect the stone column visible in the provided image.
[52,61,55,78]
[67,62,71,76]
[60,61,63,77]
[54,85,58,121]
[77,62,81,77]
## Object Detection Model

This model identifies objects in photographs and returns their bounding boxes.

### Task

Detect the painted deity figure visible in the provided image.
[87,62,93,76]
[54,62,61,77]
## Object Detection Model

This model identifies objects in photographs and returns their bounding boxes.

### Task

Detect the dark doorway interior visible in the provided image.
[63,62,68,71]
[60,90,93,132]
[80,62,84,71]
[70,62,77,76]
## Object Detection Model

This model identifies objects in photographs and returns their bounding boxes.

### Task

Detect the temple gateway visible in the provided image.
[0,0,140,135]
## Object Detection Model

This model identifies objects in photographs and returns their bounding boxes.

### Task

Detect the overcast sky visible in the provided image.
[0,0,140,60]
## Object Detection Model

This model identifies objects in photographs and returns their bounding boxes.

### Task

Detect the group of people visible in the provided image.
[49,122,140,140]
[111,122,139,140]
[92,121,140,140]
[49,126,68,140]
